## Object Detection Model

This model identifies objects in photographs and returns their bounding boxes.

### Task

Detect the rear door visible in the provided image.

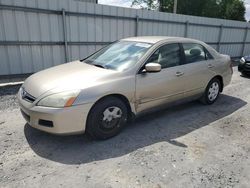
[180,43,215,97]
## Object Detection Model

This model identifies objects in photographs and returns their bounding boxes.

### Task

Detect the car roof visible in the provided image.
[121,36,200,44]
[121,36,221,59]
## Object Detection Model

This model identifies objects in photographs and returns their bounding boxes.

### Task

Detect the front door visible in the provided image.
[135,43,186,113]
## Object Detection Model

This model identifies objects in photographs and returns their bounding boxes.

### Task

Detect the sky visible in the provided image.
[99,0,250,21]
[98,0,132,8]
[245,0,250,20]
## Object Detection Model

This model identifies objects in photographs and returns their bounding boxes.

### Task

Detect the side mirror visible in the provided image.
[145,63,161,73]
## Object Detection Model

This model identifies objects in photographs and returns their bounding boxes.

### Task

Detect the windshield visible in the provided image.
[84,41,152,71]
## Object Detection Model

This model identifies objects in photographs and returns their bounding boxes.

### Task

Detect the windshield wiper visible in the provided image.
[92,63,106,69]
[83,60,107,69]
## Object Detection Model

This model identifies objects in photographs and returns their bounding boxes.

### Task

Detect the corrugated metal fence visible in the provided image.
[1,0,250,78]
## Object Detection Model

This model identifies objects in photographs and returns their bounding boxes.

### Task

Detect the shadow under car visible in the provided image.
[24,94,247,165]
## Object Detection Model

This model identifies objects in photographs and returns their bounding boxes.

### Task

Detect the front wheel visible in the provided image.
[86,97,128,140]
[200,78,221,105]
[241,72,249,77]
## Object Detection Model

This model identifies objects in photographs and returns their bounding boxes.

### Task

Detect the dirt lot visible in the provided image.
[0,67,250,188]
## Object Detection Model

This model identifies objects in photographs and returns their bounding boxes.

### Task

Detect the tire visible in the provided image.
[200,78,221,105]
[86,97,128,140]
[241,73,246,77]
[241,72,249,77]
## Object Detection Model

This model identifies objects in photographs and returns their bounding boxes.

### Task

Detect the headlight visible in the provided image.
[240,57,245,65]
[37,90,80,108]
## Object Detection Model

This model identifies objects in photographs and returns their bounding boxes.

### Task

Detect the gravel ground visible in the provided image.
[0,67,250,188]
[0,85,20,112]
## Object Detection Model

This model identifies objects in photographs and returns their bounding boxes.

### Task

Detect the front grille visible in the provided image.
[23,94,36,103]
[21,88,36,103]
[244,62,250,69]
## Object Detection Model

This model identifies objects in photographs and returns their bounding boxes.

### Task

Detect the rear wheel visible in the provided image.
[86,97,128,140]
[200,78,221,105]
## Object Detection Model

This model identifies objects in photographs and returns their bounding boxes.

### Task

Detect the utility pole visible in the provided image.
[173,0,177,13]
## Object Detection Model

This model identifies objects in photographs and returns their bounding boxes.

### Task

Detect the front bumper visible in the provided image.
[238,63,250,73]
[18,92,94,135]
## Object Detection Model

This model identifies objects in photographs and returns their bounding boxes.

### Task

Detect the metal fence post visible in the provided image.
[185,21,189,37]
[62,9,69,62]
[217,24,223,52]
[135,15,139,36]
[241,27,248,57]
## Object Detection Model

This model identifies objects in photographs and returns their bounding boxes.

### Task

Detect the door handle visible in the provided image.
[208,64,214,68]
[176,71,184,77]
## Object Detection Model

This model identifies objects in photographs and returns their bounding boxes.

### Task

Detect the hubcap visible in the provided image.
[208,82,219,101]
[102,106,122,129]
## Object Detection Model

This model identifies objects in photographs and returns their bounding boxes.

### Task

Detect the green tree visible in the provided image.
[158,0,174,12]
[131,0,158,10]
[220,0,246,21]
[201,0,220,18]
[175,0,205,16]
[132,0,246,21]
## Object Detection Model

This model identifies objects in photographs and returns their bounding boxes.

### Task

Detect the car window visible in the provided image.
[205,49,214,60]
[183,43,207,64]
[147,43,181,69]
[85,41,152,71]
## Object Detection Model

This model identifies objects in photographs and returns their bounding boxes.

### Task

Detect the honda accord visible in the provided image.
[18,36,233,139]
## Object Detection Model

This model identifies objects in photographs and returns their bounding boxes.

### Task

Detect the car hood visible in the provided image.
[22,61,118,98]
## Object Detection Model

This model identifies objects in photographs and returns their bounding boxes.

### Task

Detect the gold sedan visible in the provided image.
[18,36,233,139]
